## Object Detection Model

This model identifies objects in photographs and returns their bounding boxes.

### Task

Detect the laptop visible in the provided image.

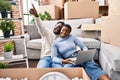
[70,49,96,65]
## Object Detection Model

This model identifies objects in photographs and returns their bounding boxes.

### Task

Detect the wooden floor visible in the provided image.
[9,59,39,68]
[8,59,100,68]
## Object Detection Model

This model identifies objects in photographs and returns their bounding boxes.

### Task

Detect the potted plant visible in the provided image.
[38,11,51,21]
[0,18,15,38]
[0,0,12,18]
[0,62,8,69]
[3,42,14,59]
[30,11,51,24]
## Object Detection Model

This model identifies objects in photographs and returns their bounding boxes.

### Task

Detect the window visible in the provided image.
[0,0,39,36]
[23,0,39,25]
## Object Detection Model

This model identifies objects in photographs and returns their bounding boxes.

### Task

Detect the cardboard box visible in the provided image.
[39,5,60,19]
[80,24,101,38]
[50,0,65,19]
[50,0,65,8]
[64,1,99,19]
[81,31,101,38]
[67,0,78,1]
[78,0,91,2]
[39,0,50,5]
[101,16,120,47]
[105,0,109,6]
[81,24,101,31]
[0,68,90,80]
[108,0,120,16]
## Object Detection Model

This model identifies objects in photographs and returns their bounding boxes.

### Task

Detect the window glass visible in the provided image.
[23,0,39,25]
[0,0,39,36]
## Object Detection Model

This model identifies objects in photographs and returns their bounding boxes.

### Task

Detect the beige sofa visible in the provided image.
[24,18,101,59]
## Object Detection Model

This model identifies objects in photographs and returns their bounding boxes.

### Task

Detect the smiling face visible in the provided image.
[53,23,63,35]
[60,25,71,38]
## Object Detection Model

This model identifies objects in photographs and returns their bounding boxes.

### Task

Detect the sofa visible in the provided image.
[24,18,101,59]
[99,42,120,80]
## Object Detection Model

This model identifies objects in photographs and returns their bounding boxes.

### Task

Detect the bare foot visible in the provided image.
[98,74,110,80]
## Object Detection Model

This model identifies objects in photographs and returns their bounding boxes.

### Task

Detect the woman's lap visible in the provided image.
[81,60,105,80]
[37,56,52,68]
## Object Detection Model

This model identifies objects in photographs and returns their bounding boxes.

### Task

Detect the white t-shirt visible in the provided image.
[35,17,58,57]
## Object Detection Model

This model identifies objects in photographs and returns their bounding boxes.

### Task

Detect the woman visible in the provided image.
[51,24,110,80]
[51,24,88,67]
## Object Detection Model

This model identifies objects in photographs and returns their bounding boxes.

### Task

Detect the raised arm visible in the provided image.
[51,42,63,64]
[29,4,39,17]
[29,4,52,37]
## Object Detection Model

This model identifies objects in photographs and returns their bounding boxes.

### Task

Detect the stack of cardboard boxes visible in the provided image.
[101,0,120,47]
[39,0,65,19]
[39,0,99,19]
[50,0,65,19]
[39,5,60,19]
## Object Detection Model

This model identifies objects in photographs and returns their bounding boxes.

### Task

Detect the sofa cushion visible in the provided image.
[65,18,94,37]
[77,37,100,49]
[24,25,41,39]
[27,39,42,49]
[100,42,120,71]
[41,18,94,37]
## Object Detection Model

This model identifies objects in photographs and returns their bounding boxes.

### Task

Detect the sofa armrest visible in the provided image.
[100,42,120,71]
[10,33,30,41]
[13,38,26,55]
[20,33,30,41]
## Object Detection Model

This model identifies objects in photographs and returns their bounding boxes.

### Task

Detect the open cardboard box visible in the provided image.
[81,24,101,31]
[0,68,90,80]
[80,24,101,38]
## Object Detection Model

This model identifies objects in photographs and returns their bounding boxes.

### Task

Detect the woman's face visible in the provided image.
[60,26,71,38]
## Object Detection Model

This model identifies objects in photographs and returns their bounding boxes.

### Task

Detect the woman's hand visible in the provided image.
[62,58,73,64]
[29,4,39,17]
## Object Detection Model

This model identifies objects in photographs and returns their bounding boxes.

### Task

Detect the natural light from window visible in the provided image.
[23,0,39,25]
[0,0,39,36]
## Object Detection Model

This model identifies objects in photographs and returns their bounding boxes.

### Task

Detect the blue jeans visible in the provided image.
[52,59,105,80]
[52,63,74,68]
[37,56,105,80]
[80,60,106,80]
[37,56,52,68]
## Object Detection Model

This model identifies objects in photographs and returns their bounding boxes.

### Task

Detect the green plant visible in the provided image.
[0,0,12,12]
[38,11,51,20]
[0,18,15,33]
[4,42,13,52]
[0,62,8,69]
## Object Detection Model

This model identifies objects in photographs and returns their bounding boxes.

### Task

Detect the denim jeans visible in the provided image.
[37,56,52,68]
[52,51,105,80]
[67,52,105,80]
[37,56,105,80]
[80,60,106,80]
